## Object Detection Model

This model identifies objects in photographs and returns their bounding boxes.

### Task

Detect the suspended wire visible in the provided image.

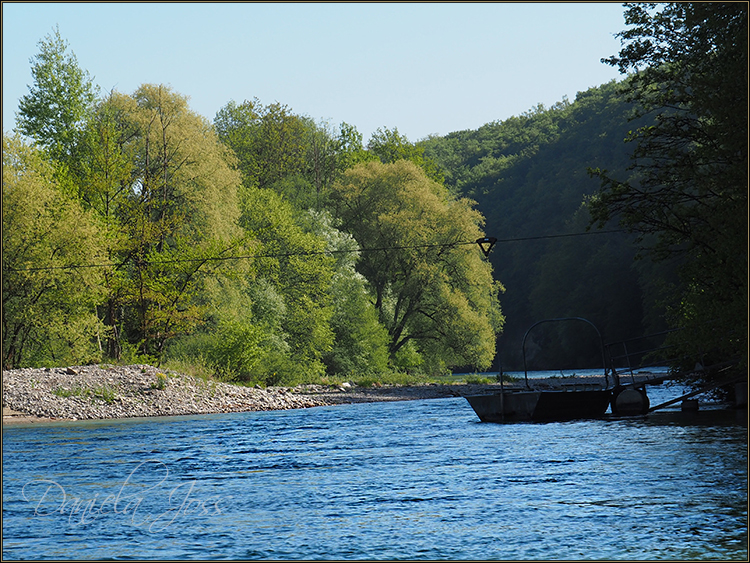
[4,229,627,272]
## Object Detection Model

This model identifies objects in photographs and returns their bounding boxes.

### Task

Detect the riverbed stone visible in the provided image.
[3,364,661,423]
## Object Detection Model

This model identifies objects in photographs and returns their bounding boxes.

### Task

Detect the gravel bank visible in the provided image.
[3,364,637,425]
[1,364,512,424]
[2,365,326,422]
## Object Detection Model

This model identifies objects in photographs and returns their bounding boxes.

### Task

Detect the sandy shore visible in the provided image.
[3,364,639,426]
[3,407,60,425]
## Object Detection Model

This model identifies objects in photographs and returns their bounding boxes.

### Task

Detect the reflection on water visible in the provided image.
[2,385,747,560]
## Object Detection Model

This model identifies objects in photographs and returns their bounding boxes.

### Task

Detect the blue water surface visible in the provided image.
[3,388,747,560]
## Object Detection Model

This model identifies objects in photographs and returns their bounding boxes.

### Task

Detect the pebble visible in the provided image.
[1,364,342,421]
[4,364,606,422]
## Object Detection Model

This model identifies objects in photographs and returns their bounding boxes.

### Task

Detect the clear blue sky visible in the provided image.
[2,2,627,143]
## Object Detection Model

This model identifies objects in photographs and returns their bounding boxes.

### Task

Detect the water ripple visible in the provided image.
[3,396,747,560]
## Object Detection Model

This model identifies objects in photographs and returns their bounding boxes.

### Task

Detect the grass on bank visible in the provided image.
[33,348,515,393]
[159,356,514,388]
[13,334,517,389]
[161,356,431,388]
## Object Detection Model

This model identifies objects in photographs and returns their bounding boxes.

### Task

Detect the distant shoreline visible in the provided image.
[2,364,661,427]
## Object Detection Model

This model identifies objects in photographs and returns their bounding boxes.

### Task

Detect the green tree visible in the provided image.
[239,187,335,381]
[71,90,138,358]
[214,99,308,190]
[298,120,379,206]
[589,3,747,376]
[2,134,106,368]
[216,99,375,208]
[301,119,338,204]
[303,209,391,376]
[368,126,444,183]
[73,84,248,360]
[15,26,98,164]
[130,85,246,358]
[330,160,504,372]
[335,122,378,171]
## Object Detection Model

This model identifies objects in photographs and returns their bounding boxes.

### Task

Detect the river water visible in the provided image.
[3,382,747,560]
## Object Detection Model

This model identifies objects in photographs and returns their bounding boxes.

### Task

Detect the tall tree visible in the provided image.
[129,85,246,358]
[70,84,247,360]
[2,134,106,368]
[15,26,98,164]
[214,99,308,190]
[239,187,335,380]
[72,90,137,359]
[330,160,504,373]
[589,3,748,375]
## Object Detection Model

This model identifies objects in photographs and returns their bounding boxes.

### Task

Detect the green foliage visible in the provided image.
[422,81,669,369]
[204,320,266,381]
[160,356,215,382]
[214,99,308,190]
[238,187,335,380]
[216,99,374,208]
[163,309,284,386]
[463,374,494,385]
[2,134,107,369]
[15,25,98,164]
[93,385,117,404]
[392,339,425,373]
[335,122,378,171]
[52,383,117,404]
[151,373,168,390]
[325,271,391,376]
[590,3,747,375]
[116,340,159,368]
[305,209,391,376]
[53,386,87,398]
[367,127,444,183]
[330,160,503,372]
[77,84,247,360]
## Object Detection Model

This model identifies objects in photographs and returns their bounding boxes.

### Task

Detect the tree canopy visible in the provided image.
[2,134,106,368]
[16,25,98,164]
[330,160,503,372]
[589,2,747,377]
[8,12,743,389]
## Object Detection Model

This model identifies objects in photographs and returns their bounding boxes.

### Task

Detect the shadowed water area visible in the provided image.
[3,384,747,560]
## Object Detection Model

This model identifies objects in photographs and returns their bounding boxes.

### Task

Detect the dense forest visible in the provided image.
[421,81,679,369]
[4,4,746,389]
[3,31,501,382]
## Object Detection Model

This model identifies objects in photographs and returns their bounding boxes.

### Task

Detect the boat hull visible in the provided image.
[464,389,612,422]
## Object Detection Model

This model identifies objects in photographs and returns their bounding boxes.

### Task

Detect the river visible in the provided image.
[2,381,747,560]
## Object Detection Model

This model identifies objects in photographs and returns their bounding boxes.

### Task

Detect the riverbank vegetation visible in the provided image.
[3,4,746,391]
[3,28,501,385]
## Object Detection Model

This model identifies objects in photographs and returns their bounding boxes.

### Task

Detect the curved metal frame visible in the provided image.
[521,317,608,389]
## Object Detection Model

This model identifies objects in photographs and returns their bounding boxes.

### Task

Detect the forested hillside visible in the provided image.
[422,80,678,369]
[5,3,745,385]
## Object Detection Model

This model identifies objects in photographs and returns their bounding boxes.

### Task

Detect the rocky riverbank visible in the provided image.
[3,364,657,425]
[2,364,515,425]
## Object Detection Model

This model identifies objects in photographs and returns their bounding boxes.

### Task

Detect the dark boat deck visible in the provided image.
[464,388,612,422]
